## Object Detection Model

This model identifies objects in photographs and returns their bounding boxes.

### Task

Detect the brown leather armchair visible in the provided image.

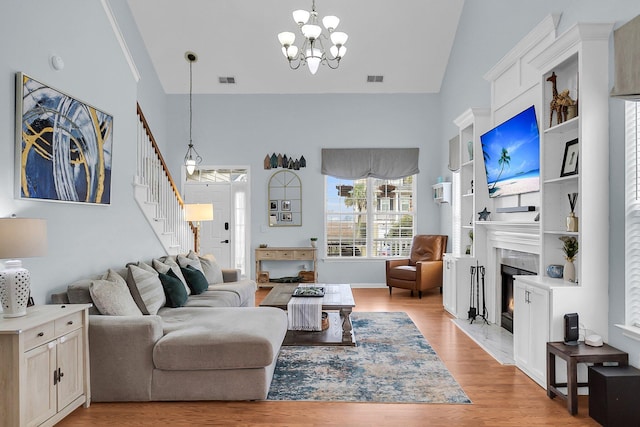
[385,235,448,298]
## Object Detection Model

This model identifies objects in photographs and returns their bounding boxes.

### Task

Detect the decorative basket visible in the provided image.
[321,312,329,331]
[298,270,315,283]
[257,272,270,283]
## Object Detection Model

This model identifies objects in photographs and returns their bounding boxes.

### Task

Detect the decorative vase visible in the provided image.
[0,260,31,318]
[310,240,317,248]
[546,264,564,279]
[566,212,578,232]
[467,141,473,160]
[563,259,576,283]
[566,105,577,120]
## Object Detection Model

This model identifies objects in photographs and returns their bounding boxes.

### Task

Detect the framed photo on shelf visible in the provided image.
[269,200,278,211]
[281,200,291,211]
[560,138,579,177]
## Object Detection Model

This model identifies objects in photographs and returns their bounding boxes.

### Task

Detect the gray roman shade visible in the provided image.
[321,148,419,179]
[611,14,640,100]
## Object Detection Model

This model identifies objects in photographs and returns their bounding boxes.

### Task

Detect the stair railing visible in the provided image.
[136,103,196,254]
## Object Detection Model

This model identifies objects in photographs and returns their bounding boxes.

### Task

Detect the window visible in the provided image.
[624,101,640,337]
[325,175,415,258]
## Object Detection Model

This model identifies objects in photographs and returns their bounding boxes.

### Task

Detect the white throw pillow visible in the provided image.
[153,258,191,295]
[89,278,142,316]
[177,251,203,273]
[199,254,224,284]
[126,264,166,315]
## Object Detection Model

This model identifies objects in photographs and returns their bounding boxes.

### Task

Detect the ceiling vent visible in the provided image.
[367,75,384,83]
[218,77,236,84]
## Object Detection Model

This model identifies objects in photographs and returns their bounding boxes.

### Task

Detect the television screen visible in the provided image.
[480,105,540,198]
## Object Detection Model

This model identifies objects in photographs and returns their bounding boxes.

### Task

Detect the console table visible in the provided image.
[255,247,317,285]
[547,341,628,415]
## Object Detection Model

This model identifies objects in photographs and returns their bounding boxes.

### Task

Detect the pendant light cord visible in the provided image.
[189,59,193,146]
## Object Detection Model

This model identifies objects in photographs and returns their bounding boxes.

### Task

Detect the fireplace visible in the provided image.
[500,264,535,333]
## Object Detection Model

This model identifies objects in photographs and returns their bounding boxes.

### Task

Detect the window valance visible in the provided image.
[321,148,419,180]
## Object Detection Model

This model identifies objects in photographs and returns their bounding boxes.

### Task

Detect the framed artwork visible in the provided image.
[15,72,114,204]
[560,138,579,177]
[269,200,278,211]
[281,200,291,211]
[280,212,292,222]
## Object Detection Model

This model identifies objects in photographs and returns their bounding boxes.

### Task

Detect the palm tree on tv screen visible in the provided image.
[490,148,511,192]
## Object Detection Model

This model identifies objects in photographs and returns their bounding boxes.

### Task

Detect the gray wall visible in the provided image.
[439,0,640,364]
[0,0,167,305]
[165,93,444,283]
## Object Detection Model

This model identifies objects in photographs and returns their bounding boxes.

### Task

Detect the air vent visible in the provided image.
[367,75,384,83]
[218,77,236,84]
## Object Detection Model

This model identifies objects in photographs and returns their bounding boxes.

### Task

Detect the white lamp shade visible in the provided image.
[184,204,214,222]
[0,218,47,318]
[330,45,347,58]
[306,48,322,74]
[322,15,340,31]
[185,159,196,175]
[0,218,47,259]
[301,24,322,40]
[292,9,310,25]
[278,31,295,46]
[282,45,298,59]
[330,31,348,46]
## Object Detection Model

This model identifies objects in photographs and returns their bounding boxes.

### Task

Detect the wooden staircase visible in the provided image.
[134,104,195,255]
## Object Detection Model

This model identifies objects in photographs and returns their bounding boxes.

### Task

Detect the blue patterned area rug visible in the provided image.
[267,312,471,404]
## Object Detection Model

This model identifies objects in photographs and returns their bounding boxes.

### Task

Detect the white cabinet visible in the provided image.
[513,278,550,388]
[452,108,490,256]
[443,253,477,319]
[0,304,91,427]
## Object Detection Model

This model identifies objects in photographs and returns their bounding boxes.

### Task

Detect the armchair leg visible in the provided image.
[418,291,422,299]
[410,290,414,297]
[440,286,443,294]
[388,286,392,296]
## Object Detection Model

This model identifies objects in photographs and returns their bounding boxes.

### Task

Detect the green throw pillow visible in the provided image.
[158,269,188,308]
[181,266,209,295]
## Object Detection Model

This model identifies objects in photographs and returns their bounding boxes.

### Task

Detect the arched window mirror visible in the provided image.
[268,170,301,226]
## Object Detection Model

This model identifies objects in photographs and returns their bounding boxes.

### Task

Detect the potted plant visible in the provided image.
[559,235,578,282]
[310,237,318,248]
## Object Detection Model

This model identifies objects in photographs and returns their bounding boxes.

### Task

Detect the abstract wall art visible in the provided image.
[16,73,114,204]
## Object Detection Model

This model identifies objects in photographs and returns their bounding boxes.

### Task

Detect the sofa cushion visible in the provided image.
[180,290,241,307]
[199,254,224,284]
[68,277,102,315]
[153,258,191,296]
[159,270,188,308]
[177,251,204,274]
[126,264,166,315]
[180,266,209,295]
[153,307,288,370]
[89,278,143,316]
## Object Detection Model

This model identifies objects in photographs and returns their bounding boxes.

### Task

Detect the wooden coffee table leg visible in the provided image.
[340,307,354,345]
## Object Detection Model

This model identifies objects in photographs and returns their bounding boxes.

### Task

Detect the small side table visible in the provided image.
[546,341,628,415]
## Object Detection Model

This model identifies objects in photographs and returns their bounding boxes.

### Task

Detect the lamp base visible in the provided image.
[0,260,31,318]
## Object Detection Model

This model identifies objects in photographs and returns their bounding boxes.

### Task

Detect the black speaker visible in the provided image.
[564,313,579,345]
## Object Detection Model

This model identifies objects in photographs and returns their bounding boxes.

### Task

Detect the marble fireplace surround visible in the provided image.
[475,221,540,326]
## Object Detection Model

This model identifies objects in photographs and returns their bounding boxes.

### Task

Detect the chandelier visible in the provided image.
[277,0,348,75]
[183,51,202,175]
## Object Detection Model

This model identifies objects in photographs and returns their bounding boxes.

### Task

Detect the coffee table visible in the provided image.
[260,283,356,346]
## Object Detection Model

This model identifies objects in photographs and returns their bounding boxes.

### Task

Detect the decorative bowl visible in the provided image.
[546,264,564,278]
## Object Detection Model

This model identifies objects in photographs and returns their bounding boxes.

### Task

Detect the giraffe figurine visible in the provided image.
[547,72,563,127]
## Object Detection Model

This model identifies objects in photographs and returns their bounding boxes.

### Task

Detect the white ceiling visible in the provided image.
[126,0,465,95]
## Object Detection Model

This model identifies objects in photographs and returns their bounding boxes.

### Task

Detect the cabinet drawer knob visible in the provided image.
[37,332,44,337]
[67,320,74,325]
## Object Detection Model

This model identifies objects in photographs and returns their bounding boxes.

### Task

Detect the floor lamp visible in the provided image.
[184,204,214,253]
[0,218,47,318]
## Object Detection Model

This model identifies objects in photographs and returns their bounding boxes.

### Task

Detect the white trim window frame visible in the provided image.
[325,175,416,259]
[619,101,640,341]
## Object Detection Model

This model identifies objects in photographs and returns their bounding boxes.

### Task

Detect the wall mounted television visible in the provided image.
[480,105,540,198]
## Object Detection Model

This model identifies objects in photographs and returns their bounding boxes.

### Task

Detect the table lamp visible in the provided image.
[0,217,47,317]
[184,204,213,253]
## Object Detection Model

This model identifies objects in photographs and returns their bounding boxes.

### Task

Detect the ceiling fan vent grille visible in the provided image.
[367,75,384,83]
[218,77,236,84]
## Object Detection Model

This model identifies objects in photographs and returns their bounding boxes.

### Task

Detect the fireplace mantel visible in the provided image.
[476,221,540,254]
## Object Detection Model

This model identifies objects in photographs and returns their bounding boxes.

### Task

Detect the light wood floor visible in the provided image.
[58,287,598,426]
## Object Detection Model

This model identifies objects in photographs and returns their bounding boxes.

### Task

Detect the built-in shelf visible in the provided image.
[544,175,579,185]
[544,116,579,134]
[543,230,579,236]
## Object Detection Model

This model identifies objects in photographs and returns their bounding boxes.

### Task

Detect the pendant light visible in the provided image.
[183,51,202,175]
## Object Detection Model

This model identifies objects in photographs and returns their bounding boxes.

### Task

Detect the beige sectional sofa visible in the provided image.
[51,253,288,402]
